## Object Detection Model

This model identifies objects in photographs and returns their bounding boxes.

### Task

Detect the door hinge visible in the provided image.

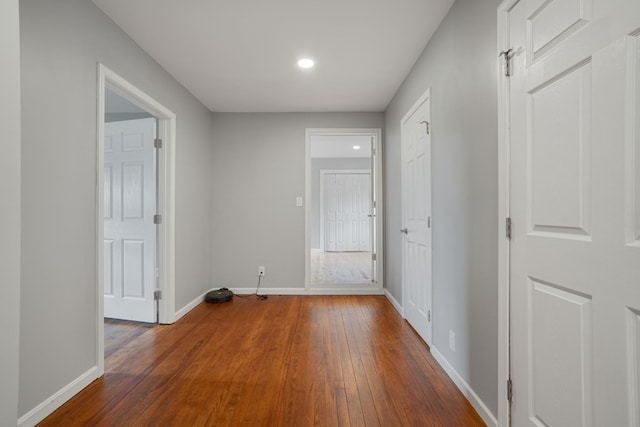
[372,147,376,156]
[372,200,377,209]
[154,290,162,301]
[154,138,163,149]
[505,217,512,240]
[428,310,431,322]
[153,214,163,224]
[372,253,377,261]
[428,216,431,228]
[507,378,513,402]
[499,48,514,77]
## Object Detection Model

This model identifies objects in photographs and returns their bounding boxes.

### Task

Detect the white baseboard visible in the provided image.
[173,289,211,322]
[430,346,498,427]
[228,287,385,296]
[18,366,99,427]
[384,289,403,316]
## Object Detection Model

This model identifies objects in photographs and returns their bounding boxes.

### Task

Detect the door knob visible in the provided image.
[400,228,408,234]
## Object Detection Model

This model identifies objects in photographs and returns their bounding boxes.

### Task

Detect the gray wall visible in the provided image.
[210,113,383,289]
[0,0,21,424]
[19,0,214,417]
[310,157,371,249]
[384,0,500,416]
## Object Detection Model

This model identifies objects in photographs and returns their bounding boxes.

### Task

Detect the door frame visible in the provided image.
[319,169,371,252]
[496,1,518,425]
[96,63,177,376]
[400,88,433,345]
[305,128,383,293]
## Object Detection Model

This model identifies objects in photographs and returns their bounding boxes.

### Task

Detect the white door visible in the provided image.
[401,91,432,345]
[352,173,372,251]
[104,118,157,323]
[324,172,371,252]
[505,0,640,425]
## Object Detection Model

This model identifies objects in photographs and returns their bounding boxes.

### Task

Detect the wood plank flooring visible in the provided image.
[39,296,485,426]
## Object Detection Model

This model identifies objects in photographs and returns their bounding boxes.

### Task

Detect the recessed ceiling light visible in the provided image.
[297,58,315,69]
[353,145,361,150]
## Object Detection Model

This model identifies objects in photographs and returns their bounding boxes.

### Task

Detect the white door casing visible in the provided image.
[323,171,371,252]
[104,118,156,323]
[502,0,640,425]
[401,90,433,345]
[304,128,383,291]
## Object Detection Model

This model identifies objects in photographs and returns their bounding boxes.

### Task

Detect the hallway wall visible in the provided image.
[383,0,501,418]
[210,113,383,290]
[0,0,21,424]
[19,0,214,419]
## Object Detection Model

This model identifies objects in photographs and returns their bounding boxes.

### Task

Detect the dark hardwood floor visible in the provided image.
[39,295,485,426]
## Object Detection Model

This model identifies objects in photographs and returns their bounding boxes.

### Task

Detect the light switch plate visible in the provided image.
[296,196,303,207]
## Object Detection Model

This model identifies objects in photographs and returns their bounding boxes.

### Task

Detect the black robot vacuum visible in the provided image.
[205,288,233,303]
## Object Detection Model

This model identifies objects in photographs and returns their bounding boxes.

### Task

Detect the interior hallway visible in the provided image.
[40,296,484,426]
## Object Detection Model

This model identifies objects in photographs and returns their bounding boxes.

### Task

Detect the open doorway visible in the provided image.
[305,129,383,292]
[96,64,176,376]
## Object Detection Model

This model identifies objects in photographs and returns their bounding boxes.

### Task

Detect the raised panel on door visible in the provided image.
[629,308,640,425]
[104,240,114,296]
[122,239,145,298]
[324,173,337,252]
[335,174,348,252]
[630,36,640,246]
[528,60,592,239]
[104,165,113,220]
[529,279,593,426]
[527,0,592,61]
[122,162,145,220]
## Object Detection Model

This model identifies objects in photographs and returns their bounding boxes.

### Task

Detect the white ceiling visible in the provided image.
[92,0,455,113]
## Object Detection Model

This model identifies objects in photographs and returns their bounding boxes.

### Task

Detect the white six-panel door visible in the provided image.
[505,0,640,425]
[324,172,371,252]
[401,91,433,345]
[104,118,156,323]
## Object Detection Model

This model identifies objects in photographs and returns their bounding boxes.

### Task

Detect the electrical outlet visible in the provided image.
[258,266,265,276]
[449,330,456,352]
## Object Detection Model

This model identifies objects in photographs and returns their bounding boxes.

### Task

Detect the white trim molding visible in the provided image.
[17,367,99,427]
[96,63,177,378]
[431,347,498,427]
[174,290,210,321]
[384,289,404,316]
[497,1,516,425]
[304,128,384,291]
[228,287,386,296]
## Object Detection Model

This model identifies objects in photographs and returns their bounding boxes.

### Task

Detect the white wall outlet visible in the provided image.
[258,266,265,276]
[296,196,303,207]
[449,330,456,352]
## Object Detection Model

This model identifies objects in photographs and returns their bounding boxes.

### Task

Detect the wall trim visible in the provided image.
[18,367,99,427]
[173,289,210,322]
[304,128,384,289]
[228,287,385,296]
[96,63,177,377]
[430,346,498,427]
[496,1,516,425]
[384,289,404,316]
